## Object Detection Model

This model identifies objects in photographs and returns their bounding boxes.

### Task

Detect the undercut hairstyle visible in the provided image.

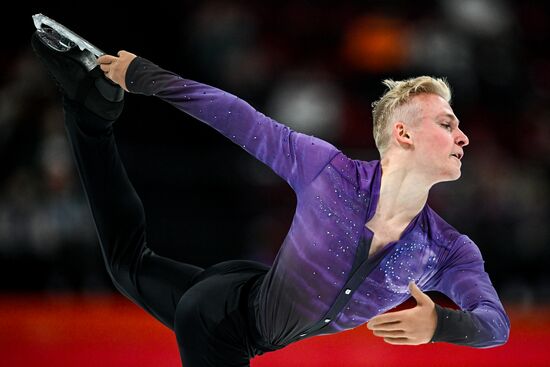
[371,76,452,156]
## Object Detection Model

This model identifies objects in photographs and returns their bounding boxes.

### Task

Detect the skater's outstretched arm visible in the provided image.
[98,52,342,193]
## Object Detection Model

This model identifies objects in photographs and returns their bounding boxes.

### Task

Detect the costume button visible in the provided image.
[345,288,351,295]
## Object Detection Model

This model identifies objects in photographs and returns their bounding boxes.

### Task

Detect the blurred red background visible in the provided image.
[1,294,546,367]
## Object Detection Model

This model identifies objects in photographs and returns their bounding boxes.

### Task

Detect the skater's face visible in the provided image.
[397,94,469,183]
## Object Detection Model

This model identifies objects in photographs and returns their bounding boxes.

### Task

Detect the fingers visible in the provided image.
[373,328,405,337]
[383,337,413,345]
[117,50,130,57]
[367,311,406,328]
[369,321,403,332]
[99,63,110,73]
[95,50,136,92]
[99,59,116,74]
[97,54,118,64]
[98,54,121,76]
[97,51,137,66]
[99,60,117,84]
[117,50,138,60]
[370,320,418,345]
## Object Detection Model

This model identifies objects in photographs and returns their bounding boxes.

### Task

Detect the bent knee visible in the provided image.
[101,238,149,289]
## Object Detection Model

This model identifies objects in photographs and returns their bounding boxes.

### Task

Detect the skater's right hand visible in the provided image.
[97,51,137,92]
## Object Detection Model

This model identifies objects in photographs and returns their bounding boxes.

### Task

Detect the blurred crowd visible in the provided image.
[1,0,549,305]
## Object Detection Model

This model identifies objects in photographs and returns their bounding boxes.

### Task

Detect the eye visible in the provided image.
[441,123,452,130]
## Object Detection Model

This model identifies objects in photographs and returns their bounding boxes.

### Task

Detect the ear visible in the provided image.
[393,121,414,148]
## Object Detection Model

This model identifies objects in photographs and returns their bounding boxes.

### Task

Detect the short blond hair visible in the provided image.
[371,76,452,155]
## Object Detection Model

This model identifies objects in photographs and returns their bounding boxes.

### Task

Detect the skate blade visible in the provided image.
[32,13,105,58]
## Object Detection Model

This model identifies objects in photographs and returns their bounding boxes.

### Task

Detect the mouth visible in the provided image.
[450,152,463,161]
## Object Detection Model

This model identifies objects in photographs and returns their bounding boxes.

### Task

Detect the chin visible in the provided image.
[436,168,462,183]
[448,169,462,181]
[445,159,463,181]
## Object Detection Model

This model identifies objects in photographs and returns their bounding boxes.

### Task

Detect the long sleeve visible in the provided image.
[125,57,341,192]
[428,235,510,348]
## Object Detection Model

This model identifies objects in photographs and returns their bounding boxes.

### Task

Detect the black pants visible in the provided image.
[63,101,271,366]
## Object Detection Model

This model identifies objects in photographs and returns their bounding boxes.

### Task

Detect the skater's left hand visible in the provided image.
[366,281,437,345]
[97,51,137,92]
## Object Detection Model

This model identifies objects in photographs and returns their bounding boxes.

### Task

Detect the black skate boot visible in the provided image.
[31,27,124,121]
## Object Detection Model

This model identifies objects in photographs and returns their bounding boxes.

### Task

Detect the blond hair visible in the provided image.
[371,76,452,156]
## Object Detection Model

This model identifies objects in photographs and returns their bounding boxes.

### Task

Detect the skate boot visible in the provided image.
[31,26,124,121]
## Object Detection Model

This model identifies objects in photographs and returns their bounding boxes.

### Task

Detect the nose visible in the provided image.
[456,128,469,147]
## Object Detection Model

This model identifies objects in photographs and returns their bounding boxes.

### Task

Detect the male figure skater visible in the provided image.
[31,28,510,366]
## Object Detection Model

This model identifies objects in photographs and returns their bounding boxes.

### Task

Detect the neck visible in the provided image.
[374,156,431,222]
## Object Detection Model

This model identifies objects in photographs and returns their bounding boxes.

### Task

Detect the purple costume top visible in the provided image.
[126,57,510,349]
